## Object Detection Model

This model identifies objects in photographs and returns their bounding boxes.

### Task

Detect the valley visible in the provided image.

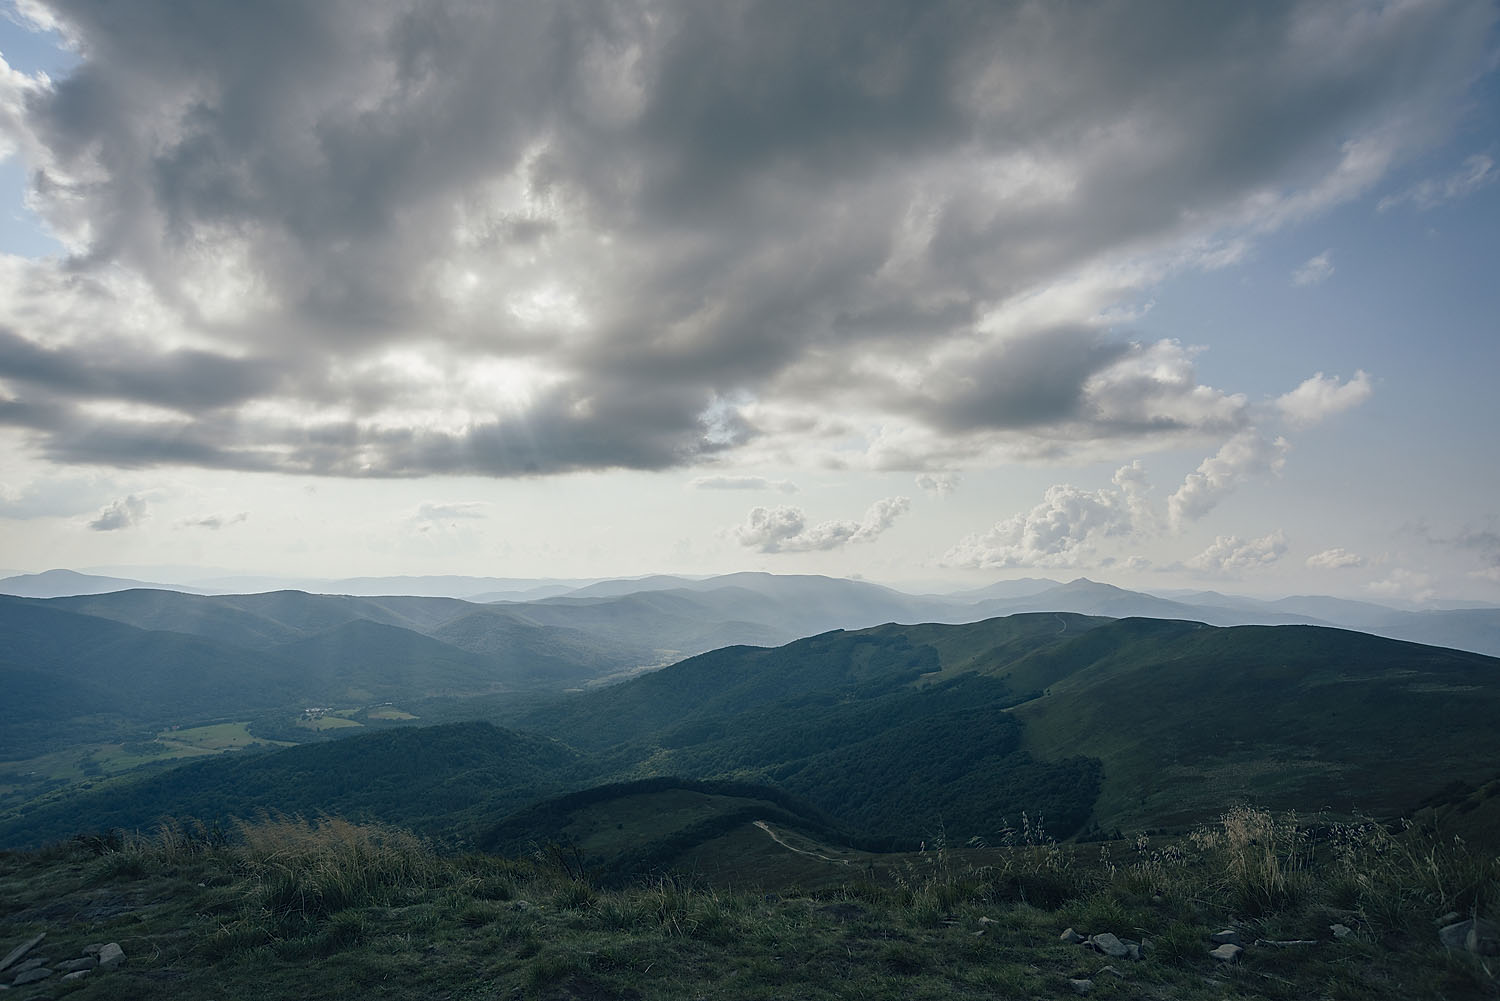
[2,569,1499,999]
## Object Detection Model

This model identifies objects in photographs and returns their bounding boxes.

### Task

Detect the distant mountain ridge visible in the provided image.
[9,612,1498,855]
[7,567,1497,657]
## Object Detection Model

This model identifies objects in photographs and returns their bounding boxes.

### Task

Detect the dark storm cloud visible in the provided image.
[2,1,1491,475]
[0,327,279,410]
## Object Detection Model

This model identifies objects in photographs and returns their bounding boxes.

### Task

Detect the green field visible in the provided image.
[295,715,364,732]
[366,707,418,720]
[0,721,292,794]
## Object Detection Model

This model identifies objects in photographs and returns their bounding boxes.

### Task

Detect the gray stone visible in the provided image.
[1209,943,1244,962]
[1439,921,1472,950]
[1068,978,1093,995]
[1438,918,1498,953]
[1124,941,1141,961]
[56,957,96,973]
[96,943,125,969]
[1210,928,1242,946]
[10,968,52,986]
[1467,919,1500,956]
[1436,911,1461,927]
[0,933,44,975]
[1059,927,1085,944]
[82,943,104,956]
[9,959,45,975]
[1331,923,1353,940]
[62,970,90,982]
[1089,932,1130,958]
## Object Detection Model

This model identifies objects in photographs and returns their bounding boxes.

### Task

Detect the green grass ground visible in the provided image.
[1,808,1494,1000]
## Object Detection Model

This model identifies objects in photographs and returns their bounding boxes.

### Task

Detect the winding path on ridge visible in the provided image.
[753,820,852,866]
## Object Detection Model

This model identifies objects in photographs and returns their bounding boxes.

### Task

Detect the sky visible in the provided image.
[1,0,1498,602]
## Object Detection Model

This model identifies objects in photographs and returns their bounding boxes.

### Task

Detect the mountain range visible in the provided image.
[6,567,1499,657]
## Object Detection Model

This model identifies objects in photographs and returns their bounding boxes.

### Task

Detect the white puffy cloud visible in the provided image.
[1306,547,1365,570]
[1291,251,1334,287]
[1378,153,1496,211]
[914,473,961,496]
[87,494,147,531]
[176,511,249,530]
[1365,568,1436,603]
[1275,371,1373,426]
[943,462,1151,568]
[1167,431,1289,528]
[732,496,910,553]
[1187,531,1289,573]
[691,475,798,494]
[415,501,489,522]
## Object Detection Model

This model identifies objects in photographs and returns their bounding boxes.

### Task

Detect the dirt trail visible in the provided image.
[753,820,852,866]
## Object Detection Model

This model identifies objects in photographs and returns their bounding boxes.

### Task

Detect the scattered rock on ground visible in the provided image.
[1088,932,1130,958]
[1068,977,1093,995]
[10,968,52,987]
[1209,943,1244,962]
[0,933,45,974]
[97,942,126,969]
[62,970,90,982]
[1439,918,1499,955]
[1331,923,1353,940]
[1060,927,1085,944]
[1210,928,1242,946]
[1467,919,1500,956]
[56,957,96,973]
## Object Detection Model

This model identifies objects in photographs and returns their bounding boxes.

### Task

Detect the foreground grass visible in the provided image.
[1,808,1496,1000]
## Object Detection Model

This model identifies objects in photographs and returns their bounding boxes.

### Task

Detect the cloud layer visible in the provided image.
[732,496,910,553]
[0,1,1487,478]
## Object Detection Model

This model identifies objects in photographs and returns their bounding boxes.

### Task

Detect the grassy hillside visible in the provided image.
[481,777,851,883]
[1,805,1494,1000]
[0,723,588,850]
[8,611,1498,865]
[1011,620,1500,831]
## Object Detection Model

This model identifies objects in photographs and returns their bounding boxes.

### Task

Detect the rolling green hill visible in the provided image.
[480,777,851,883]
[7,609,1498,863]
[0,722,584,849]
[1007,620,1500,831]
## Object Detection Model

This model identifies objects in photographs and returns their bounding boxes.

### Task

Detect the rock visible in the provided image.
[1097,965,1126,978]
[96,943,125,969]
[1438,918,1499,953]
[1209,943,1244,962]
[1089,932,1130,958]
[10,968,52,986]
[82,943,104,956]
[1068,978,1093,995]
[0,933,45,974]
[1060,927,1086,944]
[62,970,90,982]
[1210,928,1242,946]
[1331,923,1353,940]
[1435,911,1462,927]
[56,957,96,973]
[10,959,45,975]
[1467,919,1500,956]
[1439,921,1472,950]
